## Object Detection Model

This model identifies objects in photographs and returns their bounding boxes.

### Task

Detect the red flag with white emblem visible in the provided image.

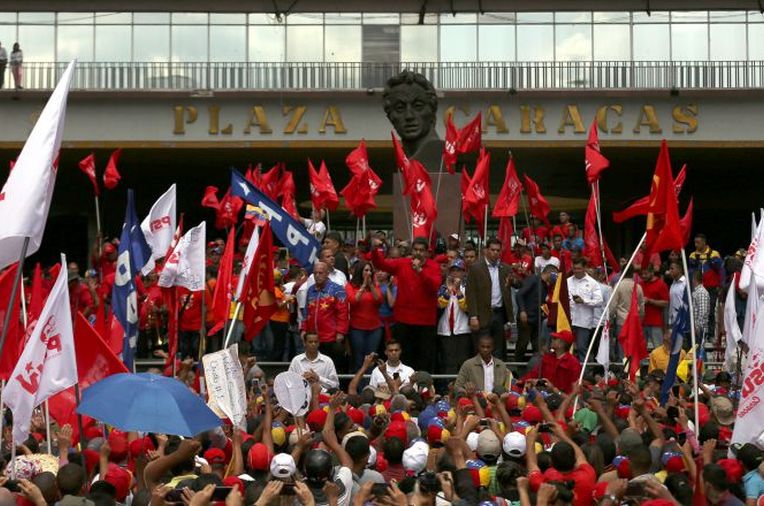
[585,119,610,185]
[77,153,99,196]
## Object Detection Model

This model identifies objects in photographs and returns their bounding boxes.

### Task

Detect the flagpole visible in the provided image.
[223,301,242,349]
[326,210,331,233]
[593,182,609,277]
[429,157,446,245]
[44,401,52,454]
[573,232,646,413]
[0,237,30,365]
[520,192,533,247]
[483,203,489,242]
[74,384,87,449]
[680,249,701,432]
[395,170,412,243]
[362,215,366,239]
[199,287,207,362]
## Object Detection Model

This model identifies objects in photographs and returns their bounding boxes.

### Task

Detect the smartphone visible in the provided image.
[672,385,681,397]
[479,418,490,427]
[371,483,388,497]
[624,482,642,497]
[538,423,552,433]
[278,484,296,496]
[667,406,679,424]
[212,487,233,501]
[393,372,400,381]
[677,432,687,446]
[165,490,184,502]
[3,480,19,493]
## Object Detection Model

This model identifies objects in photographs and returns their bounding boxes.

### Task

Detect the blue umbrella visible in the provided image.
[77,373,221,436]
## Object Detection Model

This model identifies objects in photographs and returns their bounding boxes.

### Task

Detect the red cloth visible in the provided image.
[103,148,122,190]
[617,282,647,381]
[644,140,684,258]
[242,222,277,342]
[370,249,441,326]
[493,157,522,218]
[523,352,582,394]
[463,149,490,237]
[78,153,100,196]
[585,119,610,184]
[633,250,662,272]
[529,463,597,506]
[345,283,382,331]
[522,226,549,244]
[178,289,202,332]
[300,282,349,343]
[308,159,339,211]
[522,174,551,226]
[139,285,164,330]
[0,264,22,381]
[209,228,235,335]
[552,248,572,274]
[69,282,95,319]
[640,277,669,327]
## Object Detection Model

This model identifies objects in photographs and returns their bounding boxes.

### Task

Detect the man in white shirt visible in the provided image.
[534,243,560,273]
[288,332,339,391]
[567,259,604,362]
[368,340,414,391]
[668,260,687,326]
[302,207,327,242]
[296,247,348,324]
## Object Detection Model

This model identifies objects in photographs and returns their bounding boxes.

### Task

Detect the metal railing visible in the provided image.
[9,60,764,91]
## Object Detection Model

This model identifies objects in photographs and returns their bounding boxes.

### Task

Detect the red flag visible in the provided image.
[77,153,99,196]
[243,222,277,341]
[201,186,220,210]
[0,264,21,381]
[644,141,684,258]
[209,228,235,336]
[346,140,371,176]
[522,174,551,226]
[391,132,410,174]
[497,217,515,264]
[585,119,610,185]
[493,157,522,218]
[680,197,694,245]
[463,149,490,237]
[308,159,339,212]
[342,141,381,218]
[584,187,602,267]
[215,188,243,230]
[28,262,44,322]
[410,183,437,240]
[461,165,482,232]
[617,282,647,381]
[318,161,339,211]
[456,112,482,154]
[260,163,284,199]
[102,148,122,190]
[278,170,299,219]
[443,114,458,174]
[612,164,686,223]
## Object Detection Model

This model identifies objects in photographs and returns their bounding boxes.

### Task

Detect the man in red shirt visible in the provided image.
[68,270,98,319]
[371,236,441,373]
[639,265,669,350]
[178,288,203,360]
[551,233,572,274]
[523,330,581,394]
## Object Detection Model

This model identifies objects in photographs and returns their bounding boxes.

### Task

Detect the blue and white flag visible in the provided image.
[660,291,691,405]
[112,189,151,370]
[230,169,320,271]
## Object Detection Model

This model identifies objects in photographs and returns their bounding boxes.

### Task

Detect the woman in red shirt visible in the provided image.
[345,261,383,372]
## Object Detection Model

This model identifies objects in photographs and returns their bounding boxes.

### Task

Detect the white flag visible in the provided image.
[739,209,764,292]
[724,276,743,370]
[0,62,76,271]
[158,222,206,291]
[596,321,610,374]
[140,184,177,275]
[2,254,78,444]
[732,302,764,445]
[202,343,247,430]
[234,225,260,301]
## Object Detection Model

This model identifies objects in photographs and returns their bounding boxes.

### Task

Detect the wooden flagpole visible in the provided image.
[680,249,701,432]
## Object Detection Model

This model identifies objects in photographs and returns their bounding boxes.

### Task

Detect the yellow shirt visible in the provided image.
[648,345,686,374]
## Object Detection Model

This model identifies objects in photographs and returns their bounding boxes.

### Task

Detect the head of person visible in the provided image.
[641,265,655,281]
[572,258,587,279]
[311,207,326,222]
[313,261,329,287]
[550,441,575,473]
[303,333,320,357]
[694,233,708,251]
[411,237,429,262]
[319,247,336,269]
[12,43,18,51]
[345,435,371,470]
[541,264,559,284]
[552,234,563,250]
[383,70,438,146]
[691,269,703,289]
[303,449,334,487]
[668,250,680,263]
[385,340,402,366]
[669,261,684,280]
[703,463,733,501]
[375,270,390,284]
[350,261,373,288]
[477,333,494,363]
[485,238,502,264]
[567,223,577,238]
[463,246,477,268]
[382,436,405,464]
[448,259,466,284]
[323,231,342,253]
[540,243,551,259]
[33,471,61,505]
[559,211,570,224]
[626,444,652,477]
[550,330,574,355]
[57,463,88,496]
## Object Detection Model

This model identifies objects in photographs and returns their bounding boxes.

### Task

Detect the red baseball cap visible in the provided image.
[204,448,227,466]
[550,330,574,344]
[384,420,408,445]
[104,464,132,502]
[522,406,543,424]
[247,443,273,471]
[108,431,129,462]
[306,409,328,432]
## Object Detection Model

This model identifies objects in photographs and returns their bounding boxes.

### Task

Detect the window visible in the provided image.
[555,24,591,61]
[362,13,399,25]
[58,25,94,61]
[58,12,93,24]
[171,25,208,62]
[286,25,322,61]
[325,13,362,24]
[555,12,591,23]
[18,12,54,24]
[593,12,630,23]
[440,24,476,62]
[19,25,54,60]
[479,25,515,61]
[478,12,516,24]
[593,25,630,60]
[440,13,477,24]
[95,25,131,61]
[709,24,746,60]
[133,25,170,62]
[325,25,361,61]
[172,13,208,24]
[210,25,246,62]
[133,12,170,24]
[517,24,553,61]
[516,12,553,23]
[248,25,284,62]
[400,25,437,61]
[210,13,246,24]
[748,24,764,59]
[633,11,669,23]
[633,24,670,60]
[286,13,322,25]
[95,12,132,24]
[671,24,708,60]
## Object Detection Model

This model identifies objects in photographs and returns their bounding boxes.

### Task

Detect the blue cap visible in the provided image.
[449,258,466,270]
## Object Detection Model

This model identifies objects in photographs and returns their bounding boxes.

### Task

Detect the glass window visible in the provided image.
[134,12,170,24]
[362,25,399,63]
[440,13,477,24]
[555,12,591,23]
[479,25,515,61]
[58,12,93,24]
[633,11,669,22]
[516,12,553,23]
[749,24,764,59]
[210,13,246,24]
[363,13,399,24]
[749,11,764,22]
[134,25,170,61]
[172,25,208,61]
[555,24,591,61]
[517,24,553,61]
[57,25,94,62]
[0,13,15,24]
[210,25,246,62]
[325,13,362,24]
[172,13,208,24]
[286,13,322,25]
[248,14,281,25]
[286,25,322,61]
[400,25,437,61]
[633,24,669,60]
[95,25,131,61]
[709,11,747,22]
[440,25,476,62]
[95,12,132,24]
[671,24,708,60]
[401,13,437,24]
[671,11,708,22]
[593,12,630,23]
[18,26,54,60]
[0,27,16,51]
[18,12,54,24]
[479,12,516,24]
[709,24,746,60]
[593,24,629,60]
[325,25,361,61]
[248,25,285,61]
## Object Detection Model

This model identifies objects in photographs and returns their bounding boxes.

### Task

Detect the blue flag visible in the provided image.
[660,291,691,405]
[230,169,320,271]
[112,189,151,371]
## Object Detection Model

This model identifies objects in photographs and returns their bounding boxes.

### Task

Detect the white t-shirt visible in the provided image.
[534,255,560,273]
[368,362,415,390]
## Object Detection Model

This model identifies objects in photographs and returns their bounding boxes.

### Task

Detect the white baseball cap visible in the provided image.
[466,432,480,452]
[269,453,297,479]
[402,441,429,474]
[502,431,527,457]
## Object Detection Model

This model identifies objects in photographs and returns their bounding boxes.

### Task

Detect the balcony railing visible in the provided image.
[11,60,764,91]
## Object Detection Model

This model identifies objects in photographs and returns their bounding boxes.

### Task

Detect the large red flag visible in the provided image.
[0,264,21,381]
[410,183,437,239]
[342,141,382,218]
[278,170,299,219]
[463,149,490,237]
[201,186,220,210]
[103,148,122,190]
[644,140,684,257]
[612,164,686,223]
[308,159,339,211]
[259,164,283,199]
[443,115,458,174]
[28,262,45,325]
[243,222,277,341]
[456,112,482,154]
[493,157,522,218]
[318,161,339,211]
[209,228,235,335]
[522,174,551,226]
[391,132,410,174]
[461,165,482,233]
[585,119,610,185]
[77,153,99,196]
[617,282,647,381]
[680,197,694,245]
[583,187,620,273]
[346,140,371,176]
[497,217,515,264]
[215,188,243,230]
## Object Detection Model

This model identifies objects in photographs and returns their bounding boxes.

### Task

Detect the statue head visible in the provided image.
[383,70,438,152]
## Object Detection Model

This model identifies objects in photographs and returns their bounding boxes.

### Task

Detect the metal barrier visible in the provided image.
[11,60,764,91]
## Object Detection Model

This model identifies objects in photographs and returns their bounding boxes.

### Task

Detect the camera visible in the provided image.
[417,471,441,494]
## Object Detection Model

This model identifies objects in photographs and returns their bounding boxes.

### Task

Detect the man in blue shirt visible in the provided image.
[738,443,764,503]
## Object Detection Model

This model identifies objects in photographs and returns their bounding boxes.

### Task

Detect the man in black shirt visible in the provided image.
[515,264,558,363]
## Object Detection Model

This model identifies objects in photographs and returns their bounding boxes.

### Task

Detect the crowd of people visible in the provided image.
[7,208,761,506]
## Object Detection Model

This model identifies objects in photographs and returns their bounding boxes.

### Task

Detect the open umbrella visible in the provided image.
[77,373,221,436]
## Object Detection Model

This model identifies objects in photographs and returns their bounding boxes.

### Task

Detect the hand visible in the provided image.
[644,479,675,500]
[519,311,528,324]
[189,484,215,506]
[177,438,202,459]
[100,440,111,458]
[437,472,455,501]
[303,370,320,384]
[376,359,388,376]
[362,353,376,369]
[537,483,557,503]
[485,393,500,407]
[469,317,480,332]
[703,438,717,460]
[294,482,315,506]
[225,486,243,506]
[336,333,344,343]
[383,483,407,506]
[150,485,173,506]
[255,481,283,506]
[156,433,169,449]
[411,258,423,272]
[18,479,46,506]
[329,391,346,411]
[371,238,383,248]
[606,478,628,498]
[55,424,73,449]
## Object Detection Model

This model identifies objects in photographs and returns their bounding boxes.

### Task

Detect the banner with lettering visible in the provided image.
[141,184,177,275]
[230,169,320,271]
[202,343,247,430]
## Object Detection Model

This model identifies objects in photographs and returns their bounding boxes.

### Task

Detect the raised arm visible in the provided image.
[322,393,354,469]
[348,354,376,395]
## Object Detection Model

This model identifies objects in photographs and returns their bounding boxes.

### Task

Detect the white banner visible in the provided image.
[202,343,247,430]
[158,222,206,291]
[234,226,259,301]
[732,301,764,445]
[2,254,78,444]
[724,276,743,371]
[141,184,177,275]
[273,371,311,417]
